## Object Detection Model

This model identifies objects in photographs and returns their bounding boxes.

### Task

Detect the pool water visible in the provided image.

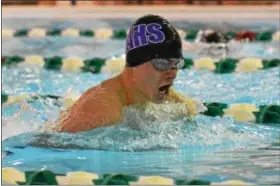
[2,19,280,184]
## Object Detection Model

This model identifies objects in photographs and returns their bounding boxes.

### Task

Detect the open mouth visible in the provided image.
[158,84,172,95]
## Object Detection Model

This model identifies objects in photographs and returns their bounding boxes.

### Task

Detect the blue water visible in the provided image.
[2,19,280,184]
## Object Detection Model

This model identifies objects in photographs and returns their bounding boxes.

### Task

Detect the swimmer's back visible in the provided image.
[56,75,125,133]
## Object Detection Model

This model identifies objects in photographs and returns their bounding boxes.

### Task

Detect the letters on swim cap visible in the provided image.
[126,23,165,52]
[125,14,183,67]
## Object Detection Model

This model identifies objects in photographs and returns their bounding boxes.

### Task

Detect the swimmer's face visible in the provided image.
[133,61,178,103]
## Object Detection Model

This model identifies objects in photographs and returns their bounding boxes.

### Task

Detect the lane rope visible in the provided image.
[2,28,279,42]
[2,92,279,124]
[2,167,257,185]
[2,55,280,74]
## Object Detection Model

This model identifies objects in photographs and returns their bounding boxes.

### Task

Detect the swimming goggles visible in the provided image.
[150,58,185,71]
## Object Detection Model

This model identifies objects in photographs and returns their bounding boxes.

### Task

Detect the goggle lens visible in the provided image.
[150,58,184,71]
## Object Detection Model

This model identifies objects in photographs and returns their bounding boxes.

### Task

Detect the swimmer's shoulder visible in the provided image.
[56,76,126,132]
[98,75,126,105]
[75,75,125,108]
[80,75,120,96]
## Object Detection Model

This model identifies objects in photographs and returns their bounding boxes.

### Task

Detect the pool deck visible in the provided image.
[2,5,280,20]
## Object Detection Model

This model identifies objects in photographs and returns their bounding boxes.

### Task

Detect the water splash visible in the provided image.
[2,102,277,152]
[2,97,279,184]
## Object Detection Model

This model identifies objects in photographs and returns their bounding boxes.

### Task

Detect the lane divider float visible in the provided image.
[2,167,255,185]
[2,55,279,74]
[2,28,279,42]
[2,93,279,124]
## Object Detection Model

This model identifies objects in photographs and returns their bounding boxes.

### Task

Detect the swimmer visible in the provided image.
[55,14,203,133]
[195,29,230,44]
[182,29,230,58]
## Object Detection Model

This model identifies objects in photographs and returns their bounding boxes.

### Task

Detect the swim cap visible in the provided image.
[197,30,230,43]
[125,14,183,67]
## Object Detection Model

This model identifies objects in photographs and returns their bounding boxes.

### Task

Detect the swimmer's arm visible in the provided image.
[55,94,123,133]
[167,88,201,116]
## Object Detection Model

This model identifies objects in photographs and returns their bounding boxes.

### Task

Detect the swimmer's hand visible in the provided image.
[167,89,206,116]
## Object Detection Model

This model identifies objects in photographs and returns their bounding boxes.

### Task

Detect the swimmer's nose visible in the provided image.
[166,65,177,80]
